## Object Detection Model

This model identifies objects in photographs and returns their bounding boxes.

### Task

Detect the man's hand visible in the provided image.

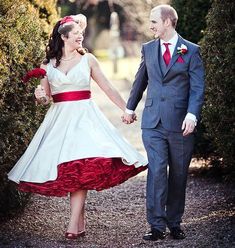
[181,118,195,136]
[121,112,137,124]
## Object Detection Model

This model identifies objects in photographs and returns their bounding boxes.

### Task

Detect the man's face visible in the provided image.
[149,10,166,39]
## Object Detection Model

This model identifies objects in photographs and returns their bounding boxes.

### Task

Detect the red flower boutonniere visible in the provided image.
[22,68,46,84]
[177,44,188,55]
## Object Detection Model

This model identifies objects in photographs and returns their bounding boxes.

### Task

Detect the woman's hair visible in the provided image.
[43,19,86,67]
[152,4,178,28]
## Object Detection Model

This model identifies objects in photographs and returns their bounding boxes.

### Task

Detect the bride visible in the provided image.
[8,14,147,239]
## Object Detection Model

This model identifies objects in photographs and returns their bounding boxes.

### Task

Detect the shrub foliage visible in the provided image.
[200,0,235,176]
[171,0,211,43]
[0,0,58,217]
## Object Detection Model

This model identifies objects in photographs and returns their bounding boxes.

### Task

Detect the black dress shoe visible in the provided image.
[143,229,166,241]
[170,227,186,239]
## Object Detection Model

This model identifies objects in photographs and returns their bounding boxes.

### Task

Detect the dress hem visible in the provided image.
[18,157,147,197]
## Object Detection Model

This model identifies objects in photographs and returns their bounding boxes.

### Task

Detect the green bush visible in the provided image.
[200,0,235,177]
[0,0,58,217]
[171,0,211,43]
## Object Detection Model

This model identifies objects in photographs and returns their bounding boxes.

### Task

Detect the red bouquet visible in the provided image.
[22,68,46,84]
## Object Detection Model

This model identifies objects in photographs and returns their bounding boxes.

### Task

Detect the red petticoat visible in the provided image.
[18,158,147,197]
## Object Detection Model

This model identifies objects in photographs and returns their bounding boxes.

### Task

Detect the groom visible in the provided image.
[122,4,205,240]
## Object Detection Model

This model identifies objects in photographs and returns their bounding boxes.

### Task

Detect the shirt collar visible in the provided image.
[160,33,178,47]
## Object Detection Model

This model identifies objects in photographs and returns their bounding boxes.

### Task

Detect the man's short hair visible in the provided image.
[151,4,178,28]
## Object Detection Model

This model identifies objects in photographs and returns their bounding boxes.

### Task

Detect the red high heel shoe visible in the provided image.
[65,230,86,240]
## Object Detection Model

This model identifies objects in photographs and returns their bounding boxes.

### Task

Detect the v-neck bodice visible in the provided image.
[46,53,91,95]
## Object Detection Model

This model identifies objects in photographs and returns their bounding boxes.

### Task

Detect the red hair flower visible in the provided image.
[22,68,46,84]
[60,16,74,25]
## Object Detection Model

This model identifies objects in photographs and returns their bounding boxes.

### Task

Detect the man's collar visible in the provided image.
[160,32,178,46]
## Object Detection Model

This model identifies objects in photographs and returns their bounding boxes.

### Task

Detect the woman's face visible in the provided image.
[64,24,84,49]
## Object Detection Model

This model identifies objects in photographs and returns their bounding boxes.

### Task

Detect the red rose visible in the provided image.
[22,68,46,84]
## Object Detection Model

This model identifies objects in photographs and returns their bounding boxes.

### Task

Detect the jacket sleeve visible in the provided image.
[126,45,148,111]
[187,47,205,120]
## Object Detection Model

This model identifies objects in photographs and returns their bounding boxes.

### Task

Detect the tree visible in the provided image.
[171,0,211,43]
[200,0,235,177]
[0,0,58,217]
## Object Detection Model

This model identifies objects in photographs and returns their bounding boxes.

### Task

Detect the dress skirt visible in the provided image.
[8,99,147,197]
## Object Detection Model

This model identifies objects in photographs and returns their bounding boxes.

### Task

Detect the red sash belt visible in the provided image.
[52,90,91,103]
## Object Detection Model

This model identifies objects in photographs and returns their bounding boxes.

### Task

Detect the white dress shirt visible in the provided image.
[160,32,178,57]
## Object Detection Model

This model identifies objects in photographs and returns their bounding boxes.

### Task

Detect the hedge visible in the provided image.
[0,0,58,217]
[200,0,235,177]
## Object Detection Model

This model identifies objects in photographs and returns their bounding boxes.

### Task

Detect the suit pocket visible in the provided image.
[145,98,153,107]
[174,101,188,109]
[176,56,184,63]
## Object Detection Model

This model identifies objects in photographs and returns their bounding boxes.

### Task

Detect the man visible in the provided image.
[122,4,205,240]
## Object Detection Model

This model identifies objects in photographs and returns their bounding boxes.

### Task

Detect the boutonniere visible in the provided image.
[177,44,188,55]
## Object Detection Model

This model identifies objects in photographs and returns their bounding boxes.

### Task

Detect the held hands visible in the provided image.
[121,112,137,124]
[182,118,195,136]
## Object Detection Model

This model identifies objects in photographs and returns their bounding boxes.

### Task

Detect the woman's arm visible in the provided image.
[34,63,51,105]
[88,53,126,112]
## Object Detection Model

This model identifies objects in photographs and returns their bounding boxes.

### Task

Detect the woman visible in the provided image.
[8,14,147,239]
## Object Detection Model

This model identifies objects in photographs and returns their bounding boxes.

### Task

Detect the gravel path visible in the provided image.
[0,78,234,248]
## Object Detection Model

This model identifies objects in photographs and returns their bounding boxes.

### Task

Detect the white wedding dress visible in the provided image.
[8,53,147,196]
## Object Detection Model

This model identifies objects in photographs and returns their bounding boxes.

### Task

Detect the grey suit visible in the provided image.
[127,35,205,231]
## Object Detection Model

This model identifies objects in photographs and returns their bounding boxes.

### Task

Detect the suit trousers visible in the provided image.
[142,122,194,232]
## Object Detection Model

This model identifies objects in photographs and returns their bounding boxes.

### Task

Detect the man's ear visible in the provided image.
[164,18,171,27]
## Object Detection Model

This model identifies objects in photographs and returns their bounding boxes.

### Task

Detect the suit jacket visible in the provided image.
[126,35,205,132]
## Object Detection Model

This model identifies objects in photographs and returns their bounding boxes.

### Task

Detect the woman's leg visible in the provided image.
[66,189,87,234]
[78,203,86,232]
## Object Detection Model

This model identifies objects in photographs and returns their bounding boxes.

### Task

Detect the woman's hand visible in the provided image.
[34,85,50,104]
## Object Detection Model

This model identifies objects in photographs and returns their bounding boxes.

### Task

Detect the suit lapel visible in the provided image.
[163,35,183,77]
[151,39,163,78]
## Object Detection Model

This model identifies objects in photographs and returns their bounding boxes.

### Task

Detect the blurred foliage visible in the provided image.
[200,0,235,178]
[194,123,215,160]
[58,0,168,42]
[171,0,211,43]
[0,0,58,217]
[115,0,167,40]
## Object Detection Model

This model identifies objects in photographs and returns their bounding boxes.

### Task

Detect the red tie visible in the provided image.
[163,43,171,66]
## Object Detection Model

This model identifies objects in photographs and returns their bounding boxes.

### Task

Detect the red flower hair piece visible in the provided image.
[22,68,46,84]
[60,16,74,25]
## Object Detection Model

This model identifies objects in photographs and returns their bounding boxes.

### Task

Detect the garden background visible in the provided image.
[0,0,234,247]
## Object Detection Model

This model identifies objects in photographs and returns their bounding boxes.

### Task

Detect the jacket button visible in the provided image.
[161,97,165,101]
